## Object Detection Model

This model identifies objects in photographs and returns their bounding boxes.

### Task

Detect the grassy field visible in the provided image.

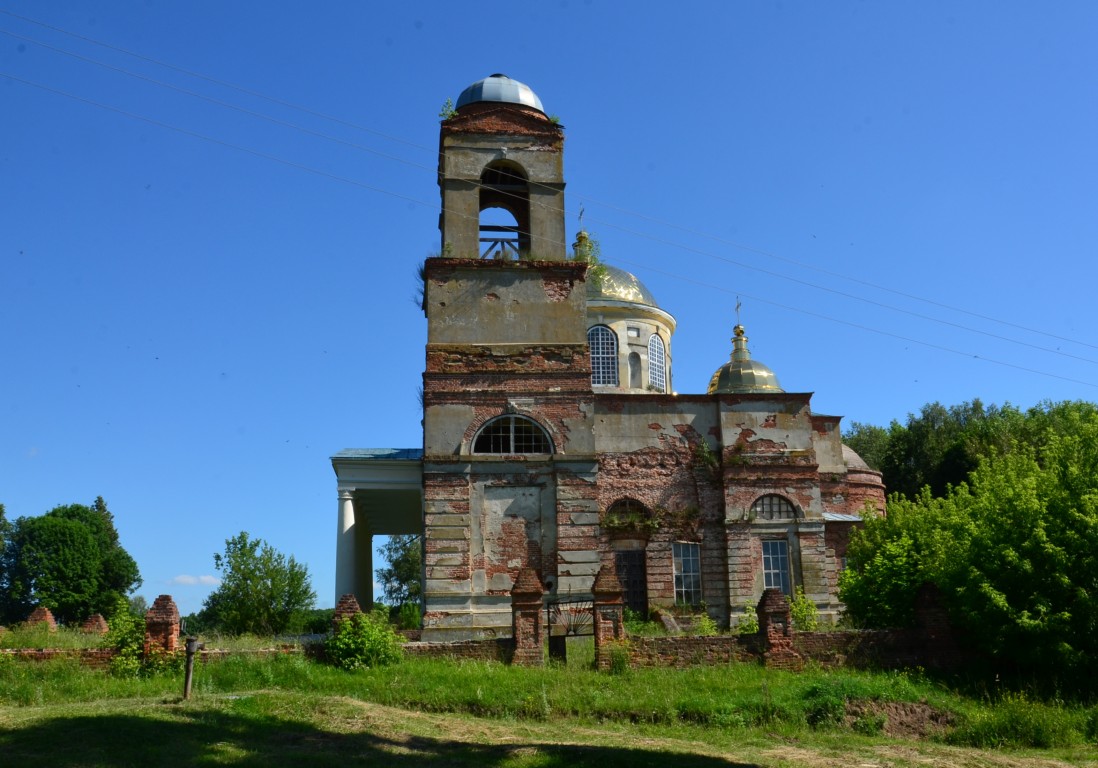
[2,644,1098,767]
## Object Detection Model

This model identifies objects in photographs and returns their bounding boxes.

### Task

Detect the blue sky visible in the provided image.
[2,2,1096,616]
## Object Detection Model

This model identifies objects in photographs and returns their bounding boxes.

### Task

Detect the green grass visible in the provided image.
[0,625,104,650]
[3,651,1098,766]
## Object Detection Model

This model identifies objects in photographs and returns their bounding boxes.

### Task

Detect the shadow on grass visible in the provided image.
[0,698,760,767]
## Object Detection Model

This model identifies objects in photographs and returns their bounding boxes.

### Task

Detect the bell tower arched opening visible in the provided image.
[479,161,530,259]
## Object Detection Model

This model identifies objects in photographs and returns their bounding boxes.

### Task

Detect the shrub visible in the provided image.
[103,597,145,678]
[396,602,420,631]
[296,607,336,635]
[947,694,1079,748]
[852,710,888,735]
[790,587,819,632]
[602,639,632,675]
[1084,706,1098,744]
[736,608,759,636]
[623,608,664,637]
[803,681,847,728]
[325,611,403,670]
[694,613,718,637]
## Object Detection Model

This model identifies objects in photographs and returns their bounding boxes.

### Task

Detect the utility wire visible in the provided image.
[3,70,1095,390]
[3,8,1094,355]
[619,257,1098,390]
[5,26,1094,369]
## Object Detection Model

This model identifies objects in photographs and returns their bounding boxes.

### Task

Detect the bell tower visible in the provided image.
[438,73,567,260]
[420,75,599,640]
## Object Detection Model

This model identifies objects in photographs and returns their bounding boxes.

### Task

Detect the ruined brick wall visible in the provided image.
[627,635,758,668]
[624,628,943,671]
[24,606,57,631]
[0,648,117,668]
[144,595,180,655]
[594,401,727,620]
[401,639,513,663]
[81,614,109,635]
[823,522,858,593]
[819,472,886,517]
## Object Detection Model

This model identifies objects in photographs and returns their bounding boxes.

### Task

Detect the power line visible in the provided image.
[3,72,1094,390]
[620,258,1098,390]
[4,8,1094,357]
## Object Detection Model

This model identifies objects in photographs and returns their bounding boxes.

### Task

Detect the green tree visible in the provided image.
[841,400,1098,683]
[842,421,891,471]
[0,498,141,625]
[199,532,316,635]
[375,534,422,606]
[845,399,1038,500]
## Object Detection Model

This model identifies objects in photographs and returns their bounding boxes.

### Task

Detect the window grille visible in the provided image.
[673,541,701,606]
[588,325,618,386]
[762,540,792,596]
[750,494,796,520]
[472,415,552,454]
[648,334,666,392]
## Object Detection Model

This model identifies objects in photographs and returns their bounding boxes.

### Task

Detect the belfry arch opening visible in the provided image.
[479,161,530,259]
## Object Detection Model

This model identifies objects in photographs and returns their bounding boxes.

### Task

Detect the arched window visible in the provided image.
[472,415,553,454]
[648,334,666,392]
[605,498,651,528]
[588,325,618,386]
[750,494,797,520]
[479,161,529,259]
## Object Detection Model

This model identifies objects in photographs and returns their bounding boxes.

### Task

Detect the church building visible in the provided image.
[332,74,885,640]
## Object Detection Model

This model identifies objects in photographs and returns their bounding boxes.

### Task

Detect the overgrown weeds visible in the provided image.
[0,625,101,649]
[948,693,1085,748]
[5,646,1098,751]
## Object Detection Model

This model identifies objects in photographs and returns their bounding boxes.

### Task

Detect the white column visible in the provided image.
[335,490,357,604]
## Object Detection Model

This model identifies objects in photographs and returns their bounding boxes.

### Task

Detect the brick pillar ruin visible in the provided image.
[510,569,545,666]
[914,581,960,669]
[25,606,58,631]
[592,564,626,672]
[757,588,802,670]
[81,614,110,635]
[332,593,363,632]
[144,594,180,656]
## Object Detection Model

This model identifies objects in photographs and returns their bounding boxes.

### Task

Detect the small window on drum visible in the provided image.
[472,415,553,454]
[750,494,797,520]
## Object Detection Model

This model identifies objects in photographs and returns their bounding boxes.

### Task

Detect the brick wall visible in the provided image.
[0,648,116,669]
[402,639,513,663]
[627,635,758,668]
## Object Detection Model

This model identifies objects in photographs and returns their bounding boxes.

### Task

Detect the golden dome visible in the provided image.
[586,265,659,306]
[707,324,784,394]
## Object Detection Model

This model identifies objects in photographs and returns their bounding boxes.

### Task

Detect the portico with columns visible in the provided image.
[331,448,423,607]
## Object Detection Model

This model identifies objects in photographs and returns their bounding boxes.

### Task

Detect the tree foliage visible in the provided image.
[845,399,1028,499]
[199,531,316,635]
[841,400,1098,683]
[375,535,422,606]
[0,497,141,625]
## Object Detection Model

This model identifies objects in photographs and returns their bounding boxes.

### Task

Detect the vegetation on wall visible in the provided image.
[570,230,608,291]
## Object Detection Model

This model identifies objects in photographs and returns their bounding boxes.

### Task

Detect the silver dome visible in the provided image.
[455,74,544,113]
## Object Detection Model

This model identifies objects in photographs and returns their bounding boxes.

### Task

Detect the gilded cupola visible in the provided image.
[707,324,784,394]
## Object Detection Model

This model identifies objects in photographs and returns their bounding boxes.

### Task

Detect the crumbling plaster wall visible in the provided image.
[424,260,587,346]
